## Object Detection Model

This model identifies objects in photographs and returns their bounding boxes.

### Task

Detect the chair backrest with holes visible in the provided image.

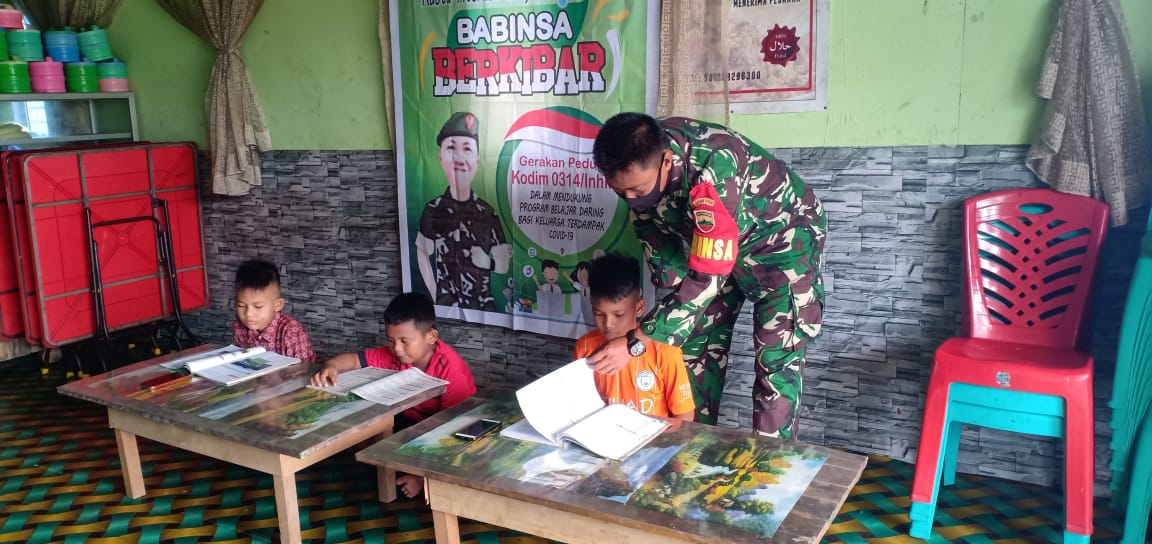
[963,189,1109,349]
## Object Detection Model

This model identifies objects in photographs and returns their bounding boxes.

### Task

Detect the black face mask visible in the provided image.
[623,163,665,211]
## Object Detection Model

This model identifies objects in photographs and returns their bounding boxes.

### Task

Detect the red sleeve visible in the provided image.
[359,346,397,369]
[686,183,738,276]
[435,348,477,411]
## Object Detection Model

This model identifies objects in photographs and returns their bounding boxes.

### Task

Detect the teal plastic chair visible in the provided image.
[1119,404,1152,543]
[1108,209,1152,543]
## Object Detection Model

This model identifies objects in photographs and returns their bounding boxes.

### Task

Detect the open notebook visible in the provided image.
[500,358,669,461]
[160,345,300,386]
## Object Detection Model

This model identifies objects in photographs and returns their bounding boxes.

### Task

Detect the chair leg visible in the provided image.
[1062,385,1094,540]
[942,420,962,486]
[1121,412,1152,544]
[910,377,952,540]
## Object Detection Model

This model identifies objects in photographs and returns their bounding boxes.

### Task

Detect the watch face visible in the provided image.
[629,340,646,357]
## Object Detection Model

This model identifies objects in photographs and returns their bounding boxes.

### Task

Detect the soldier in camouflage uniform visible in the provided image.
[589,113,826,439]
[415,112,512,311]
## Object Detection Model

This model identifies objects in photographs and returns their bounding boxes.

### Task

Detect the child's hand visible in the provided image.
[310,367,339,388]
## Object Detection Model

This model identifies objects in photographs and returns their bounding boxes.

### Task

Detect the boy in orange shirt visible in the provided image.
[574,253,695,420]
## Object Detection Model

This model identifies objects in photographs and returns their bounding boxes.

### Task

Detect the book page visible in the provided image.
[350,367,448,406]
[160,345,247,370]
[515,358,605,445]
[306,367,395,395]
[183,347,268,373]
[498,419,555,446]
[191,351,298,386]
[560,403,670,461]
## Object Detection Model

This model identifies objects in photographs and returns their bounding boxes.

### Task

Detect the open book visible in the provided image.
[160,345,301,386]
[307,367,448,406]
[500,358,669,461]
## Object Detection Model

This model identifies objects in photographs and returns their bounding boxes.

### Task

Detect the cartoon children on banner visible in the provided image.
[570,261,593,325]
[416,112,512,312]
[517,255,600,327]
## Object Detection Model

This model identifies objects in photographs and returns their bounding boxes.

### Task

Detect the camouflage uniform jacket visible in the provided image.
[418,188,507,311]
[636,117,826,350]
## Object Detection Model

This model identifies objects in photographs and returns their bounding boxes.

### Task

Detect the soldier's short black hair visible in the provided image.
[541,259,559,271]
[588,253,642,302]
[592,112,670,179]
[383,292,437,332]
[235,259,280,293]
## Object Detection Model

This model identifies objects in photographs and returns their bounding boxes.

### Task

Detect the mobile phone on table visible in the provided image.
[453,418,502,440]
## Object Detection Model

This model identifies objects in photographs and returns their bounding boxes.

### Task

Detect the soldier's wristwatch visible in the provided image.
[626,328,646,357]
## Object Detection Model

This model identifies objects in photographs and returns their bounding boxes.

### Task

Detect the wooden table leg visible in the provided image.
[378,466,398,503]
[432,509,462,544]
[272,470,302,544]
[376,426,397,502]
[113,428,145,499]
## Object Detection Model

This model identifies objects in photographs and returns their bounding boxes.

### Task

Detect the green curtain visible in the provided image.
[11,0,124,29]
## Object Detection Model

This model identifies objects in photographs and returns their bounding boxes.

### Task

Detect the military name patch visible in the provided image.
[694,209,716,233]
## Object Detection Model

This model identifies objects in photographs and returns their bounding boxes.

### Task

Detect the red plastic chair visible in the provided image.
[909,189,1108,543]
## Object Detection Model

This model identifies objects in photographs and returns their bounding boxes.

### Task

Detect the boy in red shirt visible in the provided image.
[575,254,695,421]
[232,259,316,363]
[310,292,477,497]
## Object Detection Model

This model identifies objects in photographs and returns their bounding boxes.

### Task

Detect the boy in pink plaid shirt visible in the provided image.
[231,259,316,363]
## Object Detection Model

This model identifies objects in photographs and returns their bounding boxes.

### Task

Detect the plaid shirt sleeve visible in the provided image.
[277,317,316,363]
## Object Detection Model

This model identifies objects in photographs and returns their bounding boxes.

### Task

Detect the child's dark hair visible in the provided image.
[592,112,670,179]
[588,253,642,301]
[235,259,280,292]
[569,261,591,283]
[383,292,437,332]
[541,259,559,271]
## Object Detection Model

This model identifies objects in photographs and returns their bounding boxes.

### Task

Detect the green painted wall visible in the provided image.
[109,0,1150,151]
[109,0,391,150]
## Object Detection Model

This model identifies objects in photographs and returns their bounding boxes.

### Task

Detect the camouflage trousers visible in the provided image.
[679,279,809,440]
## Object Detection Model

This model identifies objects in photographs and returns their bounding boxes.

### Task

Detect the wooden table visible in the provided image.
[357,397,868,544]
[57,345,443,544]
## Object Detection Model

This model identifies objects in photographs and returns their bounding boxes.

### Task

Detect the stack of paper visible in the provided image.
[307,367,448,406]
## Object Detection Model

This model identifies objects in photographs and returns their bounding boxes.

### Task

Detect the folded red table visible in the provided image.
[1,142,207,347]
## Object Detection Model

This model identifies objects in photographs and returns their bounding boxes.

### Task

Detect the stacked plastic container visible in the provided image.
[77,26,112,61]
[29,56,63,92]
[0,5,25,93]
[43,29,79,62]
[97,57,127,91]
[0,59,28,93]
[64,60,97,92]
[7,29,41,61]
[0,6,128,95]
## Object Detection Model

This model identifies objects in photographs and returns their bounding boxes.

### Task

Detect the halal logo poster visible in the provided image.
[716,0,828,113]
[390,0,658,338]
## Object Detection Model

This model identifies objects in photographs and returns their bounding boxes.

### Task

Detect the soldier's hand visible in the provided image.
[469,246,493,270]
[587,336,631,376]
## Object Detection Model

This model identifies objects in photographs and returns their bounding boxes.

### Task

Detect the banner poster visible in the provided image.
[720,0,829,114]
[390,0,659,339]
